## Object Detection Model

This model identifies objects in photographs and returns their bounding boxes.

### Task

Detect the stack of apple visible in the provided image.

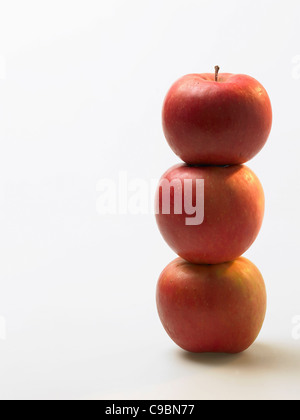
[155,67,272,353]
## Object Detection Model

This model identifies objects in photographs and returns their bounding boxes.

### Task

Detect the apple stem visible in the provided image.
[215,66,220,82]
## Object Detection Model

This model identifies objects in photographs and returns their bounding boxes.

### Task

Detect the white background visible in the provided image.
[0,0,300,400]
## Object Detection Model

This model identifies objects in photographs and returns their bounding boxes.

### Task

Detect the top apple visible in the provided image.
[162,67,272,165]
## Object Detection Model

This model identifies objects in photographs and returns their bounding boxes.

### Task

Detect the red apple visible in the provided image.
[155,164,264,264]
[156,257,267,353]
[162,68,272,165]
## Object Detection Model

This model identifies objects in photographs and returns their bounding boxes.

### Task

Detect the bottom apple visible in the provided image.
[156,257,267,353]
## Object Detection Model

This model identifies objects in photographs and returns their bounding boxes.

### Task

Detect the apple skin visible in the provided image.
[162,73,272,165]
[155,164,264,264]
[156,257,267,353]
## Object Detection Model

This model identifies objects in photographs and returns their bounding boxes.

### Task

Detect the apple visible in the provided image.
[162,67,272,165]
[156,257,267,353]
[155,163,264,264]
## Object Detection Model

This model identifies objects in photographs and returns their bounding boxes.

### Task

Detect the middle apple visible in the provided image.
[155,164,265,264]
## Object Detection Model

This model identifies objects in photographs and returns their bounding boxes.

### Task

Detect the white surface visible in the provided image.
[0,0,300,400]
